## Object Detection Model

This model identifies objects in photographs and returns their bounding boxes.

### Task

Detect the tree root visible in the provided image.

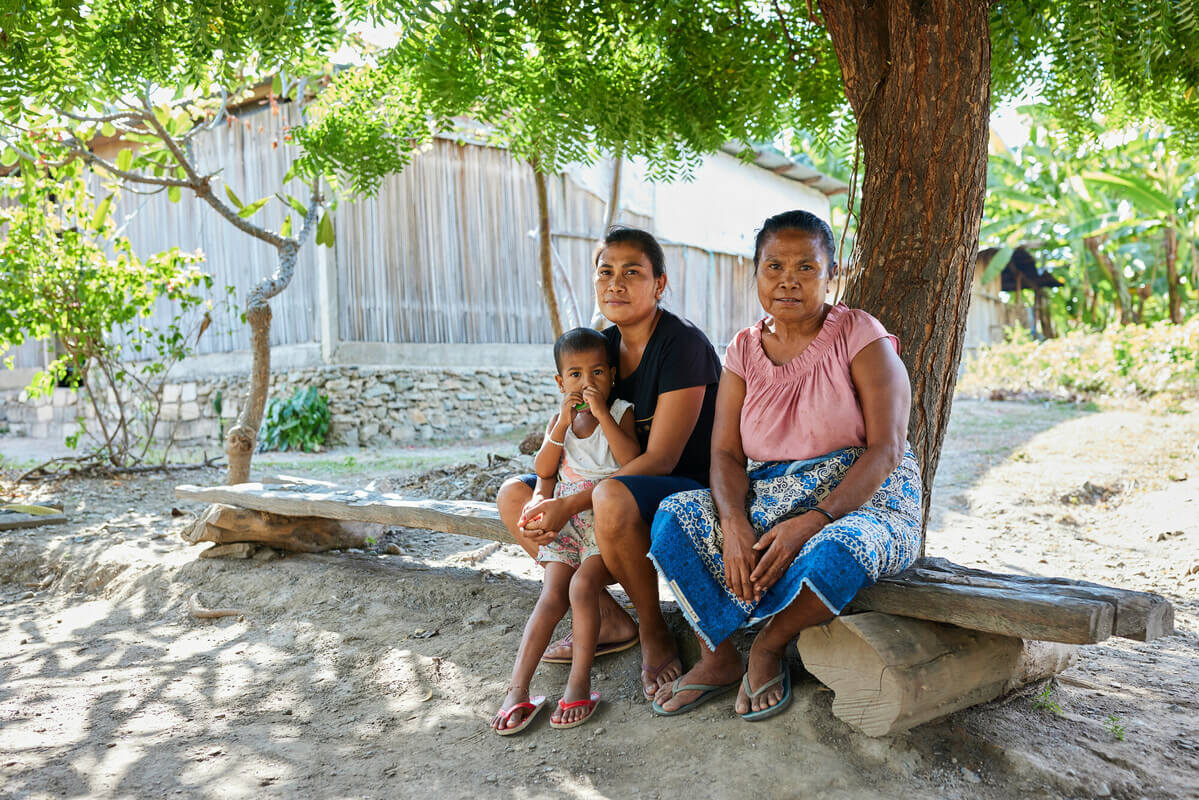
[187,592,248,620]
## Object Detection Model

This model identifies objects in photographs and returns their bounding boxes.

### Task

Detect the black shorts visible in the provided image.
[517,473,705,525]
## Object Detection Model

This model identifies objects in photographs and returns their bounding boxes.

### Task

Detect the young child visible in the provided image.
[490,327,640,734]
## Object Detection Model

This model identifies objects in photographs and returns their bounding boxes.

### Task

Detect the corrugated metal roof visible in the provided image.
[721,142,850,197]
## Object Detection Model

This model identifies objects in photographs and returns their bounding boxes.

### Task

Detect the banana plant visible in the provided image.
[1081,129,1199,324]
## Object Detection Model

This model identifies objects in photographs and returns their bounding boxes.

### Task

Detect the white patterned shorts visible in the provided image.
[536,478,602,569]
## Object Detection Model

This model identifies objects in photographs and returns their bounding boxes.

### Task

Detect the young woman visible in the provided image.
[496,227,721,722]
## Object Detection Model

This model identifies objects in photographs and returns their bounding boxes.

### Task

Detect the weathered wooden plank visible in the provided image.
[798,612,1076,736]
[903,557,1174,642]
[852,580,1114,644]
[174,483,514,544]
[852,556,1172,644]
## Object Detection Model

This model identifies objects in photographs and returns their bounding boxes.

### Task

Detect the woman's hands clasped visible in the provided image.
[721,516,760,604]
[749,514,825,598]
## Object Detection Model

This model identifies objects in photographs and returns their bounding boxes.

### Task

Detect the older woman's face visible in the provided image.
[755,229,832,325]
[594,242,665,326]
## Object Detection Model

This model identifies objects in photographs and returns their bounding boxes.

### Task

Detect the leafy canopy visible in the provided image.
[3,1,1199,195]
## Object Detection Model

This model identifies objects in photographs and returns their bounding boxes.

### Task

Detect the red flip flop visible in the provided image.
[492,695,547,736]
[549,691,601,730]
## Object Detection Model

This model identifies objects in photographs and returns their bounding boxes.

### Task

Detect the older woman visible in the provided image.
[496,227,721,716]
[648,210,922,720]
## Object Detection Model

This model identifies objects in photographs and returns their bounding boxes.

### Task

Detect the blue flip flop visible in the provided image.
[739,660,792,722]
[650,677,740,717]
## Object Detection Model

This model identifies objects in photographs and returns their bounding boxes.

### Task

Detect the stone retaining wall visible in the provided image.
[0,366,559,449]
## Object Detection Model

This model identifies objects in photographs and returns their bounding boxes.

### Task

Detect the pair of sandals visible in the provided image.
[491,632,639,736]
[650,660,792,721]
[492,691,601,735]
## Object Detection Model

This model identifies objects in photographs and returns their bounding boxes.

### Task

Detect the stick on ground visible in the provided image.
[187,592,248,620]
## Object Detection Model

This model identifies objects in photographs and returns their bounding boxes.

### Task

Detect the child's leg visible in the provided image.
[493,561,574,731]
[552,554,615,725]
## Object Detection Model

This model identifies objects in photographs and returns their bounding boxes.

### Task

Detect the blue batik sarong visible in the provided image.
[648,447,923,650]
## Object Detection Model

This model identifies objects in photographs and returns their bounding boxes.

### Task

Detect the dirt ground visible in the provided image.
[0,398,1197,800]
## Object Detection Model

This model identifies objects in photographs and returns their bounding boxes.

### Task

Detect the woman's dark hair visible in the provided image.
[594,226,666,278]
[753,210,836,276]
[553,326,612,373]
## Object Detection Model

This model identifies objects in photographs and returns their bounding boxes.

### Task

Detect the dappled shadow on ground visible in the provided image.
[2,545,1196,799]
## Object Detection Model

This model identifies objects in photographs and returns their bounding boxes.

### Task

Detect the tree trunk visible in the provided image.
[590,156,624,330]
[224,303,271,484]
[1034,287,1057,339]
[1084,236,1132,325]
[1165,225,1183,323]
[818,0,991,537]
[532,162,564,339]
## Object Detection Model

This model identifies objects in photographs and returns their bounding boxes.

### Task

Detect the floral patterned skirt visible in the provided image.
[536,478,602,569]
[648,447,922,650]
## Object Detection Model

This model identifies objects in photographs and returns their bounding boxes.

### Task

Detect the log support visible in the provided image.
[183,502,376,553]
[798,612,1076,737]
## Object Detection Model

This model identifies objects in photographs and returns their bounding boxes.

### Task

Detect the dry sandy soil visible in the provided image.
[0,398,1197,800]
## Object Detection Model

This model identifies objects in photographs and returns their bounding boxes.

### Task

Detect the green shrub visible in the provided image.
[259,387,330,452]
[959,319,1199,402]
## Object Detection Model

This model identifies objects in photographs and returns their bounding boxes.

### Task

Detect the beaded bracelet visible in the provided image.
[808,506,836,524]
[546,435,565,447]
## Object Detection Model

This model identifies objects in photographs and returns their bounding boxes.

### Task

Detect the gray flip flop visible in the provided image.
[650,678,740,717]
[739,659,792,721]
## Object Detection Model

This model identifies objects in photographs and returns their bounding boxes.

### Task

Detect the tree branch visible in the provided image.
[72,146,192,188]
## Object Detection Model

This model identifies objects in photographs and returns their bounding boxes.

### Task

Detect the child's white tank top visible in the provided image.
[559,398,634,483]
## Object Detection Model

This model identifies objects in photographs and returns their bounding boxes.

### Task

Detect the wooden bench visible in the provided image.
[175,480,1175,736]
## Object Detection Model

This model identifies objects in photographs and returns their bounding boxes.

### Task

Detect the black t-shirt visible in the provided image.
[603,310,721,485]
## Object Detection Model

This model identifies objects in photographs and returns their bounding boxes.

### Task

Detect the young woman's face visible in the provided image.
[755,229,833,325]
[555,347,614,402]
[594,242,665,326]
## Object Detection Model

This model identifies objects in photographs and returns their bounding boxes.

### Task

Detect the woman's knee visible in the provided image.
[592,480,646,545]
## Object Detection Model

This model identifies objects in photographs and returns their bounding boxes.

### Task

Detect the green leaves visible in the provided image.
[315,212,334,247]
[237,196,271,218]
[259,386,330,452]
[115,147,133,171]
[90,194,113,229]
[1081,171,1175,217]
[224,184,244,210]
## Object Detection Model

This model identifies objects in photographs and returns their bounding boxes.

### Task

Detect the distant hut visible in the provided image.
[968,246,1063,350]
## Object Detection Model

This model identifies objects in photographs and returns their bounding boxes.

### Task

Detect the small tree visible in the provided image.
[1,78,334,484]
[0,156,212,470]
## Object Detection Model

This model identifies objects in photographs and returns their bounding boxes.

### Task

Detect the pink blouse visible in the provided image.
[723,304,899,463]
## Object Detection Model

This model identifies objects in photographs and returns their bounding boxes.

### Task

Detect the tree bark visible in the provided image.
[1084,236,1132,325]
[224,303,271,484]
[818,0,991,537]
[532,162,564,339]
[590,156,624,330]
[1165,224,1183,323]
[1034,287,1057,339]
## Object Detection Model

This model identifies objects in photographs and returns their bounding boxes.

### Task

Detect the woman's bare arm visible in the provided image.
[708,371,759,603]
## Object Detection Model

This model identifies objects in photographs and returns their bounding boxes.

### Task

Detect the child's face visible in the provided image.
[555,347,615,403]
